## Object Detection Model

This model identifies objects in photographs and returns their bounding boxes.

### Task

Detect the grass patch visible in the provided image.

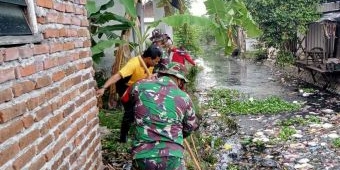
[206,89,301,115]
[332,138,340,148]
[278,116,321,126]
[278,126,296,141]
[98,109,123,129]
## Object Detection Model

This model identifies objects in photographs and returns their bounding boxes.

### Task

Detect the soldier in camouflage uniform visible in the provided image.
[127,62,199,170]
[150,29,172,73]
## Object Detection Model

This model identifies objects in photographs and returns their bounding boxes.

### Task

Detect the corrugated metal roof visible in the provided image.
[317,12,340,22]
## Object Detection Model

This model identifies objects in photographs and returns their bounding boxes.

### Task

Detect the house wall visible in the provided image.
[0,0,102,169]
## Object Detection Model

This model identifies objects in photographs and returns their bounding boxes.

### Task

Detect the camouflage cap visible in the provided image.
[159,62,189,82]
[150,29,164,42]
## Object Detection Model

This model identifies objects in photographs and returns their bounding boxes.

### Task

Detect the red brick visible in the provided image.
[37,135,53,153]
[79,0,86,5]
[54,2,65,12]
[58,55,72,65]
[71,17,81,26]
[40,122,50,136]
[0,102,26,123]
[3,47,19,61]
[65,4,75,13]
[49,112,63,128]
[77,29,88,37]
[36,0,53,8]
[79,51,90,59]
[28,155,46,170]
[71,52,80,60]
[12,80,36,97]
[46,13,58,23]
[36,17,46,24]
[66,125,78,141]
[45,87,59,100]
[75,6,84,15]
[0,119,23,143]
[44,150,54,161]
[43,57,58,69]
[21,115,34,128]
[52,70,65,82]
[35,104,53,122]
[63,104,75,117]
[53,138,67,155]
[63,42,75,51]
[19,46,34,59]
[81,19,89,27]
[26,95,45,111]
[13,147,36,170]
[59,15,71,25]
[34,76,52,89]
[44,29,59,38]
[34,44,49,55]
[19,129,40,149]
[0,67,15,83]
[16,64,36,77]
[50,43,64,53]
[0,88,12,103]
[0,143,20,167]
[83,40,91,47]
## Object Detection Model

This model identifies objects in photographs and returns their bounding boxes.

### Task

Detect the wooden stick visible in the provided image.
[190,135,199,157]
[184,139,202,170]
[137,55,151,77]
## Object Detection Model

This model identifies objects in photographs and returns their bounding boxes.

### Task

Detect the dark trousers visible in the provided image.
[119,98,134,142]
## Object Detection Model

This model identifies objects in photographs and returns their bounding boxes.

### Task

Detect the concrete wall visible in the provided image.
[0,0,102,169]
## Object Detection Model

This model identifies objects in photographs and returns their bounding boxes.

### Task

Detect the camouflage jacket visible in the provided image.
[129,76,198,159]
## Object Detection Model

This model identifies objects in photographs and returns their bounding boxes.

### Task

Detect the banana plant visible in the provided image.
[153,0,262,54]
[86,0,134,63]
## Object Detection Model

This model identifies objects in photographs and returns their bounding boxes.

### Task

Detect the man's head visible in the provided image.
[150,29,164,44]
[142,45,162,67]
[159,62,189,87]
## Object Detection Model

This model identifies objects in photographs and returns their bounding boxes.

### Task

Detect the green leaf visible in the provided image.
[95,24,132,35]
[91,39,125,56]
[92,52,104,64]
[159,14,216,28]
[86,0,98,15]
[91,12,134,25]
[118,0,137,18]
[204,0,228,19]
[99,0,114,11]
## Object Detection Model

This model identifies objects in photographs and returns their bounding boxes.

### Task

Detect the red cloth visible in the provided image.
[171,48,195,66]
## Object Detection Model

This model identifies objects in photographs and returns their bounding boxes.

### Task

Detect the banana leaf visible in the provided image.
[91,39,125,56]
[118,0,137,18]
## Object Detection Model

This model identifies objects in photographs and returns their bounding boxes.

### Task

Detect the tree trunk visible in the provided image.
[237,27,246,54]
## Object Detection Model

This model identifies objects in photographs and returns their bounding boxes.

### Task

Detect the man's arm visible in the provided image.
[183,98,199,138]
[184,54,196,66]
[96,73,122,96]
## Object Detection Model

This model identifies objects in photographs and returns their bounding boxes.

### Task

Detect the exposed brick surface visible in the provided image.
[34,76,52,89]
[0,143,20,166]
[0,102,26,123]
[36,0,53,9]
[21,115,34,129]
[0,88,13,103]
[0,67,16,83]
[34,44,50,55]
[13,147,36,170]
[3,48,19,61]
[12,80,36,97]
[0,119,23,143]
[28,155,46,170]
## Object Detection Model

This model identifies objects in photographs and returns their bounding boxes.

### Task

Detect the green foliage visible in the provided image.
[153,0,261,55]
[279,126,296,141]
[244,0,320,50]
[227,164,241,170]
[87,0,133,63]
[206,89,301,115]
[276,50,295,67]
[98,110,123,129]
[279,117,308,126]
[332,138,340,148]
[173,24,203,56]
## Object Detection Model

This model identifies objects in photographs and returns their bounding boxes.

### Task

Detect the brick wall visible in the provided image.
[0,0,102,169]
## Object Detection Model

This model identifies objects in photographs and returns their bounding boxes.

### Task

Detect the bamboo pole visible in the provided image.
[184,139,202,170]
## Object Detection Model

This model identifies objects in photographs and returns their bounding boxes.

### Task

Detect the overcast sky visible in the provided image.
[189,0,207,16]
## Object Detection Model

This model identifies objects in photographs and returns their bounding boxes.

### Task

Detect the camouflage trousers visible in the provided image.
[132,157,185,170]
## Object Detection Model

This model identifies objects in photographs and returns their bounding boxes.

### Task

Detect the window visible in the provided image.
[0,0,42,46]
